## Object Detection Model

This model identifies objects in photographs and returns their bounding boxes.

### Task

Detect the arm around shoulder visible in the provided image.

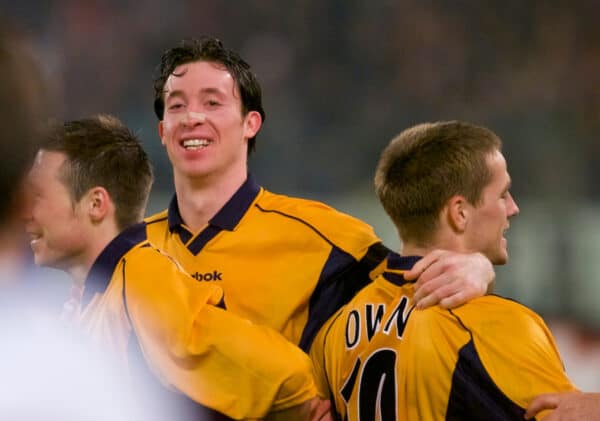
[525,391,600,420]
[124,247,318,419]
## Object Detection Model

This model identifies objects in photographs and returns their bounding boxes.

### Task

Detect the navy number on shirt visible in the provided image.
[340,349,397,421]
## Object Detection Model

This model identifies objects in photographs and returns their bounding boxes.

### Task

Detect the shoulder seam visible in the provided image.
[448,308,474,341]
[255,203,336,248]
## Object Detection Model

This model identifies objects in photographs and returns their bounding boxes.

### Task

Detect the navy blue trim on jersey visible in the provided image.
[299,242,390,352]
[254,205,337,248]
[82,222,147,307]
[167,198,193,244]
[167,195,185,233]
[445,338,530,420]
[387,253,422,271]
[167,175,260,255]
[187,225,222,255]
[380,254,421,286]
[215,295,226,310]
[381,272,409,286]
[210,175,260,230]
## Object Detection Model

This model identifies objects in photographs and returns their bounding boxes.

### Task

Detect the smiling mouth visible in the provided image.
[182,139,210,150]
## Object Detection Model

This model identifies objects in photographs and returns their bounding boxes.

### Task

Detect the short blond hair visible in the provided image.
[375,121,502,246]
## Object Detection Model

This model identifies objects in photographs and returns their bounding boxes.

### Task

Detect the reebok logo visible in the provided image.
[192,270,223,282]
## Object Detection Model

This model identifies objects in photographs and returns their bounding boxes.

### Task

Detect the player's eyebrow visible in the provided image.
[164,87,226,99]
[164,89,184,100]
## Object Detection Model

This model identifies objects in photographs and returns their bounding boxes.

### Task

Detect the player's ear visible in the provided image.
[446,195,469,233]
[86,186,112,223]
[243,111,262,140]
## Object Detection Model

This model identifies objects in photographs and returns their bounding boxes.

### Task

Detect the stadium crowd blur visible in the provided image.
[5,0,600,389]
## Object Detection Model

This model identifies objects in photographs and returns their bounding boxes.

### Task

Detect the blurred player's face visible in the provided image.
[463,150,519,265]
[158,61,261,183]
[23,151,90,270]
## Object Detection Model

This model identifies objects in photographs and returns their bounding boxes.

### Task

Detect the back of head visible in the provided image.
[43,115,154,230]
[374,121,502,246]
[152,37,265,154]
[0,24,46,226]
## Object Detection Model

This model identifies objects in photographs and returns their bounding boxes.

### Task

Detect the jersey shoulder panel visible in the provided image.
[256,190,381,259]
[451,295,560,357]
[449,296,575,408]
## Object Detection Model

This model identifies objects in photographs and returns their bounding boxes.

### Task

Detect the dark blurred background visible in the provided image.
[5,0,600,388]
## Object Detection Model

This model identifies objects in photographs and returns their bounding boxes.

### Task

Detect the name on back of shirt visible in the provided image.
[344,296,414,349]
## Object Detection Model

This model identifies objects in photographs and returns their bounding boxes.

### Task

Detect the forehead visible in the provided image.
[164,61,238,97]
[30,150,67,180]
[485,149,509,185]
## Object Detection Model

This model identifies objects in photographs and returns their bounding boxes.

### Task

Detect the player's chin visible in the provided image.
[32,253,48,267]
[32,250,55,268]
[492,249,509,266]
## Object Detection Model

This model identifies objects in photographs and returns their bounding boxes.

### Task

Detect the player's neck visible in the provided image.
[69,221,122,287]
[173,167,247,232]
[401,234,463,258]
[400,243,433,258]
[0,228,27,287]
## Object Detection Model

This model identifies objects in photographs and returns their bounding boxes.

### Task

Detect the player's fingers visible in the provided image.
[524,394,560,419]
[317,410,335,421]
[413,258,452,289]
[415,279,458,309]
[413,272,449,303]
[437,280,489,309]
[414,291,441,310]
[438,290,469,309]
[404,249,446,281]
[309,399,331,421]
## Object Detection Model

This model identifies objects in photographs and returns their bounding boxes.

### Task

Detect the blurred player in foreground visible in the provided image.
[310,121,576,420]
[0,22,141,421]
[24,114,320,420]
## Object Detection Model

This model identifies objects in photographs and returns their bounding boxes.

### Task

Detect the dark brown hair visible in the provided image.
[153,37,265,154]
[43,115,153,231]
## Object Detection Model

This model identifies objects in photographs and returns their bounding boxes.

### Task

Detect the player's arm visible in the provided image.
[265,397,332,421]
[406,250,494,309]
[124,247,317,420]
[525,391,600,420]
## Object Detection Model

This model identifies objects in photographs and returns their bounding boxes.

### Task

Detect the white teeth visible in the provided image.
[183,139,209,149]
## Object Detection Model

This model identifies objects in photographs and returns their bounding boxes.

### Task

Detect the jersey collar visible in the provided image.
[82,223,147,307]
[167,174,261,232]
[382,252,422,286]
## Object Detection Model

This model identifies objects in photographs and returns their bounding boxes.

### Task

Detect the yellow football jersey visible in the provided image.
[145,175,389,350]
[80,223,317,420]
[310,253,576,421]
